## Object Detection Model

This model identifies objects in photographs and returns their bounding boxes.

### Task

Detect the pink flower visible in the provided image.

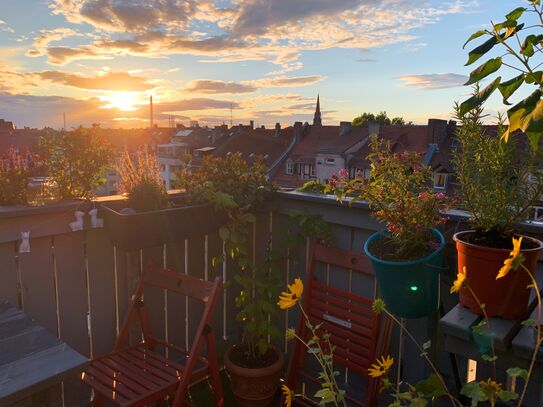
[412,165,420,172]
[436,192,446,201]
[418,192,428,200]
[328,178,338,187]
[338,168,349,179]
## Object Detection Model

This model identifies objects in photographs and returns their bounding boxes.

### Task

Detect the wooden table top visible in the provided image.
[0,301,88,406]
[440,269,543,364]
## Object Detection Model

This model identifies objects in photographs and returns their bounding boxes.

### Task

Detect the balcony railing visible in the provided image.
[1,191,543,405]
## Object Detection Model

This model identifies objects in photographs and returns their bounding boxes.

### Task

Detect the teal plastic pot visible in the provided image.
[364,229,445,319]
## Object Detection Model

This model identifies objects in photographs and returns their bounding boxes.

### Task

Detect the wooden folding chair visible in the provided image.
[82,265,224,407]
[285,243,392,407]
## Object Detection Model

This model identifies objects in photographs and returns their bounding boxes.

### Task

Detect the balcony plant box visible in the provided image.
[101,192,227,251]
[454,231,543,319]
[365,228,445,319]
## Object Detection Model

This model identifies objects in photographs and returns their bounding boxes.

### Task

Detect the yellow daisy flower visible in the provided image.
[282,384,292,407]
[368,355,394,378]
[450,266,467,294]
[278,278,304,309]
[497,236,523,280]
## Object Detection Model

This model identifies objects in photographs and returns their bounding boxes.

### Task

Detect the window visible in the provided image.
[297,163,315,180]
[433,172,448,189]
[325,158,335,165]
[285,159,294,175]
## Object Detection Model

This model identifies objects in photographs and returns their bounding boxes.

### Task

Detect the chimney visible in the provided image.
[367,121,380,136]
[293,121,303,139]
[339,121,351,136]
[447,120,457,136]
[250,120,254,129]
[275,122,281,137]
[149,95,154,129]
[427,119,448,145]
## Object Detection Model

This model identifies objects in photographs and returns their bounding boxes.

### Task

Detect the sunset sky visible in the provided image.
[0,1,514,129]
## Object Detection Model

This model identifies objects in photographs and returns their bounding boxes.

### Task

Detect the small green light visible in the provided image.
[410,286,418,291]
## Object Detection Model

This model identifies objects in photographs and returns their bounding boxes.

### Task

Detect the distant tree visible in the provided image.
[38,126,112,199]
[352,111,413,126]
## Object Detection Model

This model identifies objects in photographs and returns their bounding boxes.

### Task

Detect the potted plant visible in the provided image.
[328,137,452,319]
[102,148,226,251]
[452,100,543,319]
[178,153,282,407]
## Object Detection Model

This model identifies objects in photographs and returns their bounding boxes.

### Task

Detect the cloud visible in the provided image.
[157,98,240,112]
[37,70,155,91]
[185,79,257,94]
[0,19,14,33]
[231,0,360,36]
[184,75,324,95]
[397,73,468,89]
[50,0,205,33]
[255,75,325,88]
[39,0,471,70]
[26,28,82,58]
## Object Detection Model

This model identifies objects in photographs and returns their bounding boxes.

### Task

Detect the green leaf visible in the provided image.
[505,89,543,148]
[466,36,498,66]
[506,367,528,380]
[409,399,428,407]
[422,340,431,351]
[218,226,230,241]
[415,373,446,398]
[520,34,543,57]
[461,381,488,407]
[506,6,525,21]
[459,77,501,117]
[525,71,543,84]
[498,74,524,105]
[463,29,488,49]
[465,57,502,85]
[522,318,537,327]
[498,390,519,402]
[494,20,517,32]
[482,354,498,362]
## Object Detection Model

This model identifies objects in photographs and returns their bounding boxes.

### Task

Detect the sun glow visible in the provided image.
[102,92,140,111]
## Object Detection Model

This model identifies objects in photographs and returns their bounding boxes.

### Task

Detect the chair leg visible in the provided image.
[205,331,225,407]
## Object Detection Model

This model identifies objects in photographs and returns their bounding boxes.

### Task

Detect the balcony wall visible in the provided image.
[1,191,543,406]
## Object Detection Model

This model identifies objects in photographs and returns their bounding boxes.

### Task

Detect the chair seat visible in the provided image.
[82,344,193,407]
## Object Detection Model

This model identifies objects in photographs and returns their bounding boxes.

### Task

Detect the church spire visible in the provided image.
[313,94,322,126]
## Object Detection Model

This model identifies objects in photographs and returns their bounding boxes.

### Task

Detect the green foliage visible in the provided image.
[352,112,413,127]
[118,148,169,212]
[327,136,452,260]
[460,1,543,147]
[461,379,518,407]
[178,153,277,361]
[0,151,38,206]
[452,97,543,237]
[297,180,327,194]
[38,127,112,199]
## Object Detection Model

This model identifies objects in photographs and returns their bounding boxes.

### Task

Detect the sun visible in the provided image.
[102,92,140,111]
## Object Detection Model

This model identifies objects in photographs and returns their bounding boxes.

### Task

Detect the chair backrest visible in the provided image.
[115,264,222,352]
[286,243,392,406]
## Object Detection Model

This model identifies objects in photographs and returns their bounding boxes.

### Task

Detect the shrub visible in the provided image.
[117,148,168,212]
[39,127,112,199]
[0,149,41,206]
[452,98,543,242]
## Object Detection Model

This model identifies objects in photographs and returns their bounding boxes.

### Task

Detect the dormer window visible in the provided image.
[325,158,335,165]
[433,172,448,189]
[286,159,294,175]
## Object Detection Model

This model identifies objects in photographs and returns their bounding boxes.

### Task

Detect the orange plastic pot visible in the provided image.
[454,231,543,320]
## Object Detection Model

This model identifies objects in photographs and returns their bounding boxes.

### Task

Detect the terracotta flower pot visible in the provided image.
[224,345,284,407]
[454,231,543,320]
